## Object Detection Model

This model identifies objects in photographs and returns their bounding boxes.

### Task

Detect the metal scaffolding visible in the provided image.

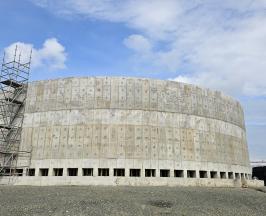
[0,46,31,177]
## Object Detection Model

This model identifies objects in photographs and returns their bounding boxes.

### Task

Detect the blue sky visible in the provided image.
[0,0,265,160]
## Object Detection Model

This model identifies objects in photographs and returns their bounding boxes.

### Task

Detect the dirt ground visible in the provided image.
[0,186,265,216]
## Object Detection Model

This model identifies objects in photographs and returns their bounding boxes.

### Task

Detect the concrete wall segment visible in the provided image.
[14,76,251,186]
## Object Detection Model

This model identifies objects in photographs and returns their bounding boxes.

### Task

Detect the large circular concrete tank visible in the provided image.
[16,76,252,186]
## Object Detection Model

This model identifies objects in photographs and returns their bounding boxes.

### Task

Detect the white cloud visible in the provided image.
[31,0,266,96]
[124,34,152,53]
[32,0,182,39]
[4,38,67,71]
[171,14,266,96]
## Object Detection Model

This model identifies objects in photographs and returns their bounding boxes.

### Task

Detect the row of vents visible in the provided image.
[10,168,251,179]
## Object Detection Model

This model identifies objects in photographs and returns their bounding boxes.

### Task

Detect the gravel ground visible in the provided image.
[0,186,265,216]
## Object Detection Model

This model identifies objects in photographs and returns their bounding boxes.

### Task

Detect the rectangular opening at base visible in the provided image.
[228,172,234,179]
[160,169,170,177]
[130,169,141,177]
[220,172,226,179]
[241,173,244,179]
[145,169,156,177]
[82,168,93,176]
[245,173,248,179]
[235,173,240,179]
[174,170,184,178]
[98,168,109,176]
[210,171,218,179]
[53,168,63,176]
[199,170,208,178]
[68,168,78,176]
[27,168,35,176]
[187,170,196,178]
[114,168,125,177]
[15,169,23,176]
[4,168,11,175]
[39,168,49,176]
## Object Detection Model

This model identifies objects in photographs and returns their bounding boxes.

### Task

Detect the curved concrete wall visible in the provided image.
[16,77,252,186]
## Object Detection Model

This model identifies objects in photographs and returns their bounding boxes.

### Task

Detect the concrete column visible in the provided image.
[170,169,174,177]
[36,168,40,176]
[184,169,187,178]
[141,168,145,177]
[125,168,129,177]
[62,168,67,176]
[23,168,27,176]
[110,168,114,177]
[78,168,83,176]
[155,169,160,177]
[48,167,53,176]
[92,168,96,177]
[225,172,228,179]
[94,167,98,177]
[195,170,199,178]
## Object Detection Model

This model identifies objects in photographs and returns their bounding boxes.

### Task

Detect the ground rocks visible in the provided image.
[0,186,265,216]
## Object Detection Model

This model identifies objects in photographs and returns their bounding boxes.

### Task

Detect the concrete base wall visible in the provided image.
[0,176,264,187]
[25,159,252,175]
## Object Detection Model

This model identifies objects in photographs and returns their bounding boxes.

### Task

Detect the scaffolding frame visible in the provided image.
[0,46,31,177]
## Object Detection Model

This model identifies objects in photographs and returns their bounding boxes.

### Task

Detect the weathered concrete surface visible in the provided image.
[5,176,263,187]
[13,77,252,186]
[0,186,266,216]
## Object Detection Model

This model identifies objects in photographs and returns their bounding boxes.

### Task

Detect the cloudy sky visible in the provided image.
[0,0,265,160]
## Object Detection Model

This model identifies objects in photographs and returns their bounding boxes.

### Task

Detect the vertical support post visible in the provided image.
[0,46,31,179]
